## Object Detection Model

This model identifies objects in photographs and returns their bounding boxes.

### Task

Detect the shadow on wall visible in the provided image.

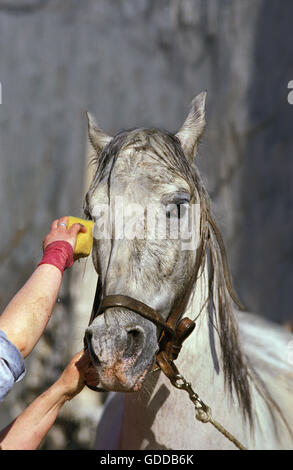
[237,0,293,324]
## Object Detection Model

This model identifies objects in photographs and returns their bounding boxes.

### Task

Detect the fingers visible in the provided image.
[76,349,90,364]
[51,219,59,230]
[44,217,86,254]
[69,223,87,236]
[51,217,68,231]
[56,216,69,229]
[75,349,91,372]
[73,349,86,362]
[50,217,86,235]
[61,350,100,394]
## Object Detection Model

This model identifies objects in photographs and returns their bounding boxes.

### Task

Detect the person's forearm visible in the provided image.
[0,264,62,358]
[0,381,67,450]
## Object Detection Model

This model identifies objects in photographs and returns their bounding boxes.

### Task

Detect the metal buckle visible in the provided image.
[172,373,210,415]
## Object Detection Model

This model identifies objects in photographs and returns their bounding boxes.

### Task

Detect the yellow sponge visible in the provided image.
[67,216,94,259]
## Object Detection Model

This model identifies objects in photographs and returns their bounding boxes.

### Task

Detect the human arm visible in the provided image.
[0,217,86,358]
[0,350,91,450]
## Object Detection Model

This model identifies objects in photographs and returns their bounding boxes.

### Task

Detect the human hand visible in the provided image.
[42,216,87,252]
[55,350,92,401]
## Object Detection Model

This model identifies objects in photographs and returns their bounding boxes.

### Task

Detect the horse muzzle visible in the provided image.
[84,311,157,392]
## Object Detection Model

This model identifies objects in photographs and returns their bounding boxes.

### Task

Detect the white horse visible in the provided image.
[83,92,293,450]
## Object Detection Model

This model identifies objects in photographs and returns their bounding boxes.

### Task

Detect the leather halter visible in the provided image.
[100,295,175,335]
[86,233,206,386]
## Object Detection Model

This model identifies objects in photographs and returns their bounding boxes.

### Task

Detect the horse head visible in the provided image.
[84,93,207,392]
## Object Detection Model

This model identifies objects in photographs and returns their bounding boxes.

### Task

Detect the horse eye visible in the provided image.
[166,203,187,219]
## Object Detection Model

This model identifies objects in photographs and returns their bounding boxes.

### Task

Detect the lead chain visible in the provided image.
[171,372,247,450]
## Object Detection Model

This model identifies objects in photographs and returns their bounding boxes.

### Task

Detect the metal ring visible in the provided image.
[57,222,67,228]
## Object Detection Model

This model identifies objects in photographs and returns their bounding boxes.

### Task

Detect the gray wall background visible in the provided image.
[0,0,292,449]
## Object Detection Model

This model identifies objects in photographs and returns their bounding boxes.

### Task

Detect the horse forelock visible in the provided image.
[89,128,197,192]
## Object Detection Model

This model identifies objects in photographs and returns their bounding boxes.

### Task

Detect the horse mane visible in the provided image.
[197,178,293,437]
[187,164,253,423]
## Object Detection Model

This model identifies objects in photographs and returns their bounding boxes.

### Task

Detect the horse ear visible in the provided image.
[175,91,207,163]
[86,112,112,154]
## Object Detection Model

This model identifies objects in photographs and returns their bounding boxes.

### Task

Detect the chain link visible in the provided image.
[154,357,247,449]
[171,374,211,419]
[170,371,247,449]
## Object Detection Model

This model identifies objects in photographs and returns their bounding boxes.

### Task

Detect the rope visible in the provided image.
[195,408,247,450]
[209,418,247,450]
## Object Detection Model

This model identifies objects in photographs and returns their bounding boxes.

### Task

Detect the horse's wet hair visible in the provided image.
[89,128,196,194]
[86,127,254,423]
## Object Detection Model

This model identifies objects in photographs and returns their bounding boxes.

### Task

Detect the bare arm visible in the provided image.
[0,217,86,358]
[0,264,62,358]
[0,350,93,450]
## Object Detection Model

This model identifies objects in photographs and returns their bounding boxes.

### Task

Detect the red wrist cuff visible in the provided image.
[37,241,74,274]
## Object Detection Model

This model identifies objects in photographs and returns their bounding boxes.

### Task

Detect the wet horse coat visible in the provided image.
[84,93,293,449]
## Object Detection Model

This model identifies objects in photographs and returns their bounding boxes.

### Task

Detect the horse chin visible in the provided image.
[88,362,151,392]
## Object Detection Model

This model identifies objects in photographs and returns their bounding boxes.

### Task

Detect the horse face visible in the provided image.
[84,94,206,392]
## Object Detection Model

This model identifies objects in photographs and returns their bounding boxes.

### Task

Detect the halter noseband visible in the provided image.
[99,294,176,336]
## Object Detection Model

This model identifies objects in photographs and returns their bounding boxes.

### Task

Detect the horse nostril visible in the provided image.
[124,327,145,358]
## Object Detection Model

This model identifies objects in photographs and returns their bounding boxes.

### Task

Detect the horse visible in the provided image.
[83,92,293,450]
